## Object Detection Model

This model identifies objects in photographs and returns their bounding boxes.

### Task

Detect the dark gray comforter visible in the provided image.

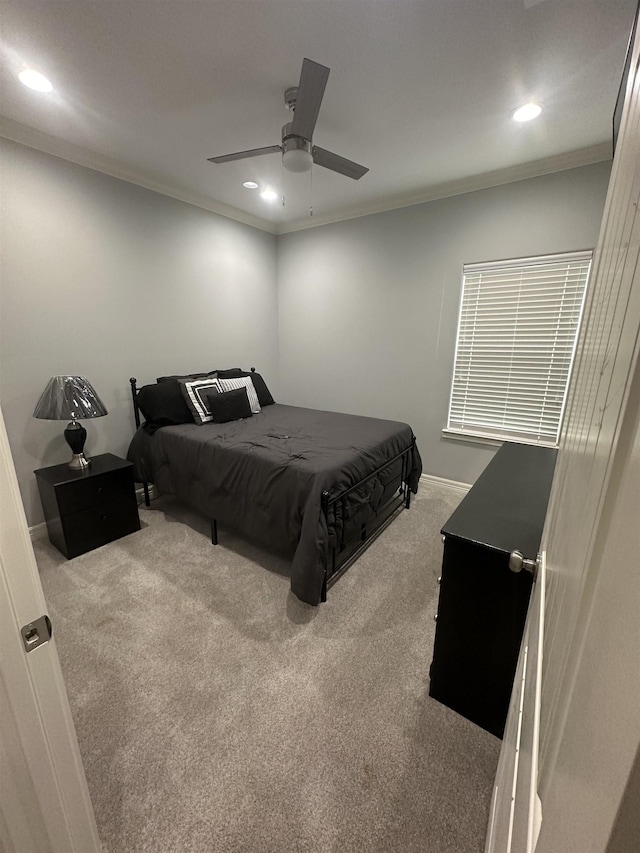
[127,404,421,604]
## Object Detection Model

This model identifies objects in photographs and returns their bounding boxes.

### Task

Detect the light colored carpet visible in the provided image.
[35,482,500,853]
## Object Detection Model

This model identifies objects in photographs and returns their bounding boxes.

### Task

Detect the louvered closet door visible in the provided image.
[485,15,640,852]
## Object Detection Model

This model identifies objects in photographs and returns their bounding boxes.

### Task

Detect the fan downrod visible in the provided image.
[284,86,298,113]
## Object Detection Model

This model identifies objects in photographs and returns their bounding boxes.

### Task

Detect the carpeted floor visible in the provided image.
[35,482,499,853]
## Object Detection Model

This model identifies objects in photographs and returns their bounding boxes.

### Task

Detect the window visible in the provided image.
[445,251,592,446]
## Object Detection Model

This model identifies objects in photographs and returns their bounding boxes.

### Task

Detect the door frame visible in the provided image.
[0,406,101,853]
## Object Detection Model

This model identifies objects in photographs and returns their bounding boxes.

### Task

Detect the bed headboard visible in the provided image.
[129,377,141,428]
[128,369,260,429]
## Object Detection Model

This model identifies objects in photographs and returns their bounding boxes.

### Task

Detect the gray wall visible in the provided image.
[0,139,612,527]
[0,139,279,526]
[277,162,612,485]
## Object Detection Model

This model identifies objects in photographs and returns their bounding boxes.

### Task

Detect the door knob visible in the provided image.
[509,550,538,576]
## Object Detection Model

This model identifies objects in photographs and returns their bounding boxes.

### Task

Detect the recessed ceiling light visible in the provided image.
[260,188,278,202]
[18,69,53,93]
[243,181,259,189]
[513,102,542,122]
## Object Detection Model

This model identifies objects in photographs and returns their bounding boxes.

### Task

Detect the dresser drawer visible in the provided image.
[55,466,135,515]
[61,497,140,558]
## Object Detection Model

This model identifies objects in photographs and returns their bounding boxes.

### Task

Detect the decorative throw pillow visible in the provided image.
[216,369,275,407]
[208,368,242,376]
[136,381,194,426]
[156,372,210,384]
[216,376,261,413]
[179,377,223,424]
[203,387,252,423]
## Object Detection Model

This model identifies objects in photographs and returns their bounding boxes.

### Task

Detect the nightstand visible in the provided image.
[35,453,140,559]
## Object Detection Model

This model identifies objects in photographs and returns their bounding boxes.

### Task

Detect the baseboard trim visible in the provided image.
[136,484,158,503]
[29,521,48,541]
[420,473,471,494]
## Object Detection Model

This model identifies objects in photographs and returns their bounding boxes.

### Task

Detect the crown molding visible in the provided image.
[0,117,276,235]
[275,142,613,234]
[0,117,611,238]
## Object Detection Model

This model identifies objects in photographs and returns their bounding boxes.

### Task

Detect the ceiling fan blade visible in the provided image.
[207,145,282,164]
[312,147,369,180]
[290,58,330,141]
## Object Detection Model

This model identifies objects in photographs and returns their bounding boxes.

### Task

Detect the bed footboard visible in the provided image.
[320,439,415,601]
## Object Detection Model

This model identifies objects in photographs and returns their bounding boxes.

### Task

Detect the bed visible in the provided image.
[127,370,422,605]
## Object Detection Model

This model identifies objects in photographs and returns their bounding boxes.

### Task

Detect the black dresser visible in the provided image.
[429,442,557,738]
[35,453,140,559]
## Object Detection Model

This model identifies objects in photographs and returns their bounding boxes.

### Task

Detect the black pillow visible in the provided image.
[156,372,210,384]
[215,369,275,407]
[203,387,252,423]
[136,381,194,426]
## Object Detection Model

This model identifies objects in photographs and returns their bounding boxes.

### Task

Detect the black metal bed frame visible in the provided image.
[319,446,412,601]
[129,376,414,602]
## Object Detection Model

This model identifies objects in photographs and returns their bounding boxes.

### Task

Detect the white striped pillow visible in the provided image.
[217,376,261,413]
[180,378,222,424]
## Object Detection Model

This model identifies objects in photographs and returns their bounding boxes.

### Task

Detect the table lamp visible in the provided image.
[33,376,108,469]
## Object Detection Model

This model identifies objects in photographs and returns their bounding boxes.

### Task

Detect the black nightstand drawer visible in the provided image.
[35,453,141,559]
[54,466,134,515]
[61,497,140,558]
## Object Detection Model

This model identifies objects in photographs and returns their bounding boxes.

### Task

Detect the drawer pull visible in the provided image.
[437,576,442,585]
[433,614,438,622]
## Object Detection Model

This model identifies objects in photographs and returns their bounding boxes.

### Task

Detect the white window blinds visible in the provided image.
[446,251,591,446]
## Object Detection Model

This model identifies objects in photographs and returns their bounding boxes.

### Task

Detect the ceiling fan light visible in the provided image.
[282,146,313,173]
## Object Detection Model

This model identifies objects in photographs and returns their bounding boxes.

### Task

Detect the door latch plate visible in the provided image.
[21,615,52,653]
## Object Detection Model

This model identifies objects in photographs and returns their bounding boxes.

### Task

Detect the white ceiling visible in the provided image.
[0,0,636,233]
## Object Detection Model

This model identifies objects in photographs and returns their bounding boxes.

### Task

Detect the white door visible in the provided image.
[485,15,640,851]
[0,406,101,853]
[485,553,546,853]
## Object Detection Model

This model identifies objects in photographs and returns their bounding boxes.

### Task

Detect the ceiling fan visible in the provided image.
[207,58,369,180]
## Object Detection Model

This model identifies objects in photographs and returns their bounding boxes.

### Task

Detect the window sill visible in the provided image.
[442,428,558,450]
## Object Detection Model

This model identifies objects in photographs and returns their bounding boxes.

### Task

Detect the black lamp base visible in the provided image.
[64,421,90,469]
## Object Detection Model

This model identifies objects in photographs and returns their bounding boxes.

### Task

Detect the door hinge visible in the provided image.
[509,550,539,578]
[21,615,52,653]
